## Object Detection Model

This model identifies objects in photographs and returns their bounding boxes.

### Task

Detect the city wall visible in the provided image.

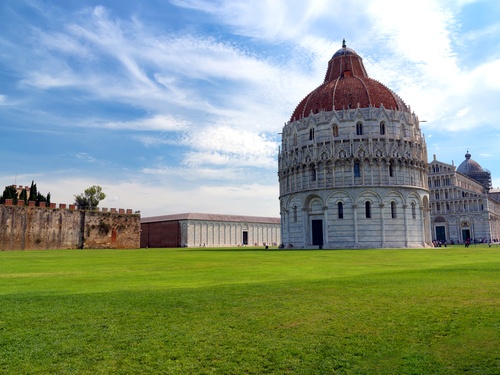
[0,203,140,251]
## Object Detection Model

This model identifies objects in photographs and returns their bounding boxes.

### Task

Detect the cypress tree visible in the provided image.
[29,181,37,202]
[19,188,28,205]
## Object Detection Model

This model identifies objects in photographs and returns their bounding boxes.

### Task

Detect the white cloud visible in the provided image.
[100,115,189,131]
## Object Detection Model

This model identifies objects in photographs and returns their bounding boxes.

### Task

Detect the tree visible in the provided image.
[29,180,37,202]
[46,192,51,205]
[1,186,18,205]
[19,188,28,205]
[74,185,106,210]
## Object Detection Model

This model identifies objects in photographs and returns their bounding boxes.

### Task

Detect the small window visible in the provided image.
[293,206,297,222]
[309,128,315,140]
[380,122,385,135]
[332,125,338,137]
[356,123,363,135]
[389,162,394,177]
[435,192,440,200]
[411,203,416,219]
[365,202,371,218]
[338,202,343,219]
[311,167,316,181]
[445,192,448,199]
[446,203,450,212]
[354,163,360,177]
[391,202,397,218]
[481,204,484,210]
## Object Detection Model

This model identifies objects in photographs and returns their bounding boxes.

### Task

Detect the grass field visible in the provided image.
[1,245,499,374]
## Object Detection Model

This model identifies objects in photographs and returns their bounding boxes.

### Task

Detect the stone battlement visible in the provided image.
[1,199,134,214]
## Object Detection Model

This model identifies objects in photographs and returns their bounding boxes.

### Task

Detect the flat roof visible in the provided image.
[141,212,281,225]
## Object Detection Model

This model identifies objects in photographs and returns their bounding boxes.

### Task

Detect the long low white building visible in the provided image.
[141,213,281,248]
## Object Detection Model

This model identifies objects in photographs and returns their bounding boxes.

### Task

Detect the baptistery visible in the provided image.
[278,41,432,248]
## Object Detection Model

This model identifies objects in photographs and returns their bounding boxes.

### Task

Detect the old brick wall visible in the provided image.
[0,205,140,250]
[83,210,140,249]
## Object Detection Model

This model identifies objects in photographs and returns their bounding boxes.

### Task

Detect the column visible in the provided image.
[323,164,326,188]
[370,161,374,185]
[353,204,358,246]
[315,165,319,189]
[403,204,409,247]
[323,206,329,247]
[380,204,386,247]
[420,206,426,246]
[302,208,308,248]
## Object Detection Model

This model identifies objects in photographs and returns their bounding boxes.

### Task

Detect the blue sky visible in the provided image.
[1,0,500,217]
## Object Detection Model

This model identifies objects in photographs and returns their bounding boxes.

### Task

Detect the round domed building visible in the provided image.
[457,151,491,190]
[278,41,432,248]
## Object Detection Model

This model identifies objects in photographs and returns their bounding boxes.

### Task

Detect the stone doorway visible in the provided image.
[435,226,446,241]
[462,229,470,242]
[311,220,323,246]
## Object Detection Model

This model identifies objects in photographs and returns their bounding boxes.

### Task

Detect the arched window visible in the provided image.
[354,162,360,177]
[311,167,316,181]
[389,162,394,177]
[332,125,338,137]
[411,203,416,219]
[391,201,397,218]
[356,123,363,135]
[293,206,297,222]
[380,122,385,135]
[446,203,450,212]
[309,128,315,140]
[338,202,343,219]
[365,201,371,218]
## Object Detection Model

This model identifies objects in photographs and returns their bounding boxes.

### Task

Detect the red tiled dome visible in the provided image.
[291,42,408,121]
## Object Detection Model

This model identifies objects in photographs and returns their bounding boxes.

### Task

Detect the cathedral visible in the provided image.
[429,152,500,242]
[278,41,432,248]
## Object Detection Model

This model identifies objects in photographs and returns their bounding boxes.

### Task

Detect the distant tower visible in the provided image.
[278,41,431,248]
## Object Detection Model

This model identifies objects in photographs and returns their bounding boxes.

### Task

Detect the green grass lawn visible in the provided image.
[1,245,499,374]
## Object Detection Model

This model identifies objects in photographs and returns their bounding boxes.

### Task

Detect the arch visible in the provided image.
[326,190,354,205]
[407,192,422,206]
[285,194,302,210]
[355,190,382,205]
[304,193,324,209]
[382,190,405,204]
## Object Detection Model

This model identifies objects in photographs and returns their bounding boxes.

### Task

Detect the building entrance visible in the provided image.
[311,220,323,246]
[462,229,470,242]
[243,231,248,245]
[435,226,446,241]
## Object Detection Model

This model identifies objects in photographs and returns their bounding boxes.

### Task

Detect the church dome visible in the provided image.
[291,41,409,121]
[457,151,484,173]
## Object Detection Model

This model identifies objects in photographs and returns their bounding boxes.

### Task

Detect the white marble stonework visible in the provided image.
[183,220,280,247]
[429,155,500,242]
[278,43,432,249]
